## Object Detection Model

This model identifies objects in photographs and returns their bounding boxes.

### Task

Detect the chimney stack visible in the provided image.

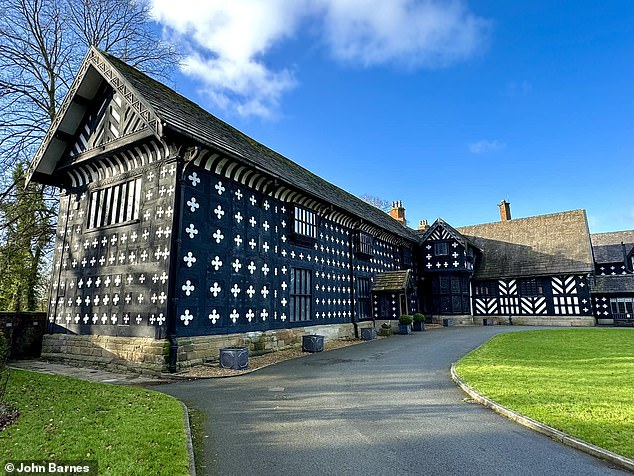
[498,200,511,221]
[418,219,429,231]
[390,200,406,225]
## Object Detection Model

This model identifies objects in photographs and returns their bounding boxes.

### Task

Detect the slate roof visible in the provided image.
[591,230,634,264]
[372,270,412,292]
[456,210,594,280]
[590,275,634,294]
[29,48,418,243]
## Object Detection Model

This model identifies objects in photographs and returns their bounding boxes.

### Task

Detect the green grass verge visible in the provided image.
[0,369,190,475]
[455,329,634,459]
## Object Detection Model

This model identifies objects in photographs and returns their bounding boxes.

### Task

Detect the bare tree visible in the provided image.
[0,0,179,310]
[359,194,391,212]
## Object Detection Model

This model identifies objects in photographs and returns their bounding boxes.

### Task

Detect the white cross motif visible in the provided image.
[147,171,155,181]
[184,252,197,267]
[230,309,239,323]
[235,189,243,200]
[281,235,287,243]
[452,252,459,258]
[146,189,153,201]
[246,309,255,322]
[249,216,257,228]
[262,264,270,276]
[158,292,167,304]
[140,250,148,261]
[125,294,132,304]
[261,286,270,298]
[121,233,128,244]
[249,195,257,206]
[115,275,122,286]
[231,259,242,272]
[280,313,287,322]
[426,263,432,269]
[93,295,100,305]
[230,284,241,297]
[95,277,101,287]
[182,280,195,296]
[142,229,150,240]
[281,297,288,307]
[156,207,164,219]
[262,221,270,231]
[135,315,142,325]
[215,181,225,195]
[161,166,168,178]
[260,309,268,320]
[180,310,194,326]
[281,220,286,228]
[81,257,88,267]
[101,295,108,305]
[214,205,225,219]
[452,242,459,248]
[234,234,243,247]
[90,257,96,266]
[123,314,130,324]
[113,294,120,305]
[263,200,270,210]
[186,197,199,213]
[234,212,243,223]
[246,285,256,298]
[128,252,136,263]
[453,261,460,267]
[281,281,288,291]
[78,278,84,289]
[159,186,167,197]
[185,224,198,239]
[118,253,126,263]
[248,261,257,274]
[166,206,174,218]
[144,210,151,220]
[188,172,201,187]
[213,229,224,243]
[125,274,133,285]
[248,238,257,250]
[262,242,270,252]
[104,276,111,287]
[426,254,432,260]
[209,310,220,324]
[131,231,138,242]
[91,239,98,248]
[209,282,222,297]
[83,314,90,324]
[211,256,223,270]
[281,266,287,275]
[160,272,169,284]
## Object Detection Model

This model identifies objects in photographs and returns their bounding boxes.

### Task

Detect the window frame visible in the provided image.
[355,232,374,259]
[87,177,142,229]
[290,267,312,322]
[434,242,448,256]
[356,277,371,319]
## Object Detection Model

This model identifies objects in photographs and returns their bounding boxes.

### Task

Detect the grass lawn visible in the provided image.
[455,329,634,459]
[0,369,190,475]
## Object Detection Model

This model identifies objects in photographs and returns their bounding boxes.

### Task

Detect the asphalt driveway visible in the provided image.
[158,326,629,476]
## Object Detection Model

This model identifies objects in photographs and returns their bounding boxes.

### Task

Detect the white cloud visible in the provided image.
[468,139,507,155]
[151,0,489,117]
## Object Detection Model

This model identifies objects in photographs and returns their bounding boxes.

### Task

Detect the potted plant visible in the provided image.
[412,313,426,332]
[378,322,392,337]
[398,315,413,335]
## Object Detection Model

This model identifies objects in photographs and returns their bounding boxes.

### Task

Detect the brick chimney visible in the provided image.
[390,201,406,225]
[418,219,429,231]
[498,200,511,221]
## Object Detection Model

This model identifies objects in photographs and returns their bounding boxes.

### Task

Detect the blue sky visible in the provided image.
[150,1,634,233]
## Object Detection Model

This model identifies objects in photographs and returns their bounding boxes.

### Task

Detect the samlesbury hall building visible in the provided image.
[27,48,634,373]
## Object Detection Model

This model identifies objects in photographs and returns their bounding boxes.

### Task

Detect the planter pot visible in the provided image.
[219,347,249,370]
[442,318,454,327]
[483,318,493,326]
[412,321,425,332]
[361,328,377,341]
[378,327,392,337]
[302,334,324,353]
[398,324,412,335]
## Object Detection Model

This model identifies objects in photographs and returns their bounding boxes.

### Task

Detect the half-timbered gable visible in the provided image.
[28,47,418,371]
[417,219,476,316]
[457,210,595,323]
[591,230,634,276]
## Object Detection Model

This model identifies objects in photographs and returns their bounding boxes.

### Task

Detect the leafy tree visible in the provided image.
[0,0,178,310]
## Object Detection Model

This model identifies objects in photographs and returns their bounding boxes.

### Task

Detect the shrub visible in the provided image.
[399,314,413,325]
[413,313,426,323]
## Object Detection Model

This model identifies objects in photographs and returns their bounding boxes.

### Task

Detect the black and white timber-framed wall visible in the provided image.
[27,48,419,372]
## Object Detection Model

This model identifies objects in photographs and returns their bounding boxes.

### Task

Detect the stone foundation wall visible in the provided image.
[40,322,371,373]
[176,322,368,369]
[41,334,168,375]
[473,315,595,327]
